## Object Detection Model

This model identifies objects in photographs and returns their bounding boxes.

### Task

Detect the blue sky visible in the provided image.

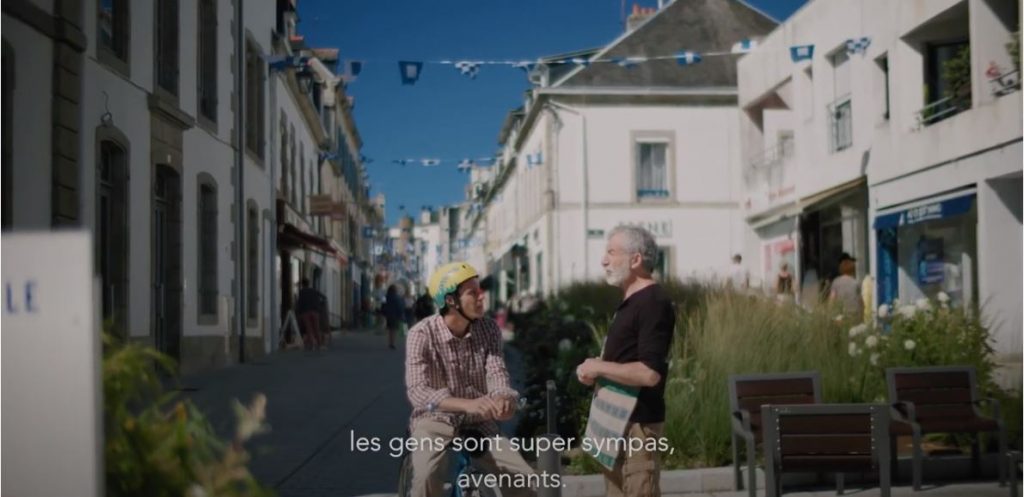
[298,0,808,226]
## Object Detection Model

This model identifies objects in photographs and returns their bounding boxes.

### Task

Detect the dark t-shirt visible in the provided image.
[601,284,676,423]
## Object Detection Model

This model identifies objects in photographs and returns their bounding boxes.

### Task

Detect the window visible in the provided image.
[299,143,306,214]
[155,0,179,95]
[289,126,297,205]
[828,98,853,152]
[96,139,129,330]
[98,0,129,65]
[828,49,853,152]
[921,41,971,125]
[197,179,218,318]
[876,55,890,120]
[198,0,217,122]
[654,247,670,281]
[279,115,288,194]
[636,141,669,199]
[245,40,265,158]
[246,204,259,321]
[535,253,543,294]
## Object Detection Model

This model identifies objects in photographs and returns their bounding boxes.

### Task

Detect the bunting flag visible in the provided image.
[570,57,591,67]
[457,159,474,172]
[731,39,757,54]
[790,44,814,62]
[360,155,374,164]
[675,51,702,66]
[393,159,416,166]
[420,159,441,167]
[612,56,644,68]
[398,61,423,85]
[454,60,481,79]
[512,61,538,73]
[266,54,310,71]
[341,60,363,82]
[846,37,871,56]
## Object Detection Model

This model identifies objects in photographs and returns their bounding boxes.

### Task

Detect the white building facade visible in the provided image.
[467,0,778,300]
[739,0,1022,376]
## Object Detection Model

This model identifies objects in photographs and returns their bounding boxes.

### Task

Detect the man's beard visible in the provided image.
[604,265,629,287]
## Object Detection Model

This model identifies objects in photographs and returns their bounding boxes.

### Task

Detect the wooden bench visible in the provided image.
[762,403,891,497]
[886,366,1008,490]
[729,372,822,497]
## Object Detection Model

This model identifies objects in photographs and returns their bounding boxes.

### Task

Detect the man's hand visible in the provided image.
[576,358,604,386]
[462,397,501,419]
[492,396,516,421]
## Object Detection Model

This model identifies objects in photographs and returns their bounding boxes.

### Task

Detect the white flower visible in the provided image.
[188,486,208,497]
[904,339,916,351]
[848,324,868,338]
[865,335,879,349]
[937,292,950,303]
[854,346,863,356]
[915,298,932,311]
[558,338,572,352]
[877,304,891,319]
[848,342,858,357]
[870,353,880,366]
[834,314,845,322]
[898,305,917,319]
[892,298,901,307]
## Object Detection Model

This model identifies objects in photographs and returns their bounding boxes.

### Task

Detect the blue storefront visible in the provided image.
[874,190,977,309]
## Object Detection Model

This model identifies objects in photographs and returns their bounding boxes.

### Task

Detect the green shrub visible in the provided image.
[104,334,272,497]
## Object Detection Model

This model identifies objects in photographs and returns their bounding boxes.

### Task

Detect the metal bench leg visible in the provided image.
[998,426,1008,487]
[971,436,982,479]
[733,433,743,491]
[890,436,899,483]
[1010,451,1019,497]
[747,436,757,497]
[911,428,924,491]
[836,472,844,495]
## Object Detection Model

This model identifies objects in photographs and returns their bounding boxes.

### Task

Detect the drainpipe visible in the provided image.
[546,101,589,280]
[234,0,247,362]
[268,60,278,354]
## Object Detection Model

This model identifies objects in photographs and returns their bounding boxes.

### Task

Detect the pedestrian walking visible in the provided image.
[727,253,749,290]
[382,284,405,350]
[296,279,323,351]
[775,262,795,299]
[830,253,864,321]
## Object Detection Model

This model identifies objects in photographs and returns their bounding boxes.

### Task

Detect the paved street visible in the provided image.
[181,330,411,497]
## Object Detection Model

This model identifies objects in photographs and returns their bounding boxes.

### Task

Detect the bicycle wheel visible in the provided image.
[397,452,415,497]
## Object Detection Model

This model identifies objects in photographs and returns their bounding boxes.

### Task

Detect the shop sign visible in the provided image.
[916,237,945,284]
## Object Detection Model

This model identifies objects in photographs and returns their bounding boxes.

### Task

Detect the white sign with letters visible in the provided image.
[2,232,101,497]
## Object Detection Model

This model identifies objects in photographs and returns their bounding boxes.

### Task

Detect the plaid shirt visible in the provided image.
[405,315,518,436]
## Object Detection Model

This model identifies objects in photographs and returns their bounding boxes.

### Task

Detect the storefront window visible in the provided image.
[896,202,977,308]
[875,193,978,311]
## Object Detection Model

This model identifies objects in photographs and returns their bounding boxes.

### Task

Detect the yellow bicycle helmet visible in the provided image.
[428,262,479,309]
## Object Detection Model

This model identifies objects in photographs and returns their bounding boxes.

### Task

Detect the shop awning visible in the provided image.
[279,223,336,255]
[799,176,866,212]
[873,191,976,230]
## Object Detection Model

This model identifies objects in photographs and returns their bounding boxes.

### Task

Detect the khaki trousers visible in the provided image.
[602,423,664,497]
[410,419,537,497]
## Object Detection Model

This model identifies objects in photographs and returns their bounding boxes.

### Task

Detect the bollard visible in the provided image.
[537,380,562,497]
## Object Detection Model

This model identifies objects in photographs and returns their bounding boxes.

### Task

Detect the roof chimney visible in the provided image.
[627,3,656,32]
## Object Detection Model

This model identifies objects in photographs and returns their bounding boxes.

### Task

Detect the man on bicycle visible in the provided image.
[405,262,536,497]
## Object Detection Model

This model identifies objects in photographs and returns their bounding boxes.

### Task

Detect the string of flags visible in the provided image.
[391,156,498,171]
[326,36,873,86]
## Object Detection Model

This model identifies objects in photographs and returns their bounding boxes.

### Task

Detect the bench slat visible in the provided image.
[735,378,816,398]
[894,371,971,390]
[779,434,874,455]
[739,394,817,412]
[897,388,973,405]
[779,414,873,434]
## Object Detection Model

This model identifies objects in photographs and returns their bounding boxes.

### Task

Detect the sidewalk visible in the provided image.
[180,329,411,497]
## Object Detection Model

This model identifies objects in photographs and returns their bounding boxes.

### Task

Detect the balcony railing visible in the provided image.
[988,67,1021,97]
[748,138,795,173]
[915,95,968,127]
[637,189,670,199]
[827,96,853,152]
